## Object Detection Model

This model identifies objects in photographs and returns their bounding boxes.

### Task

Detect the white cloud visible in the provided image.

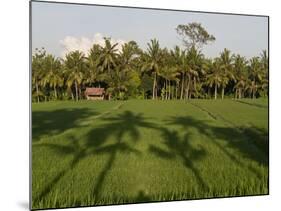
[59,33,126,57]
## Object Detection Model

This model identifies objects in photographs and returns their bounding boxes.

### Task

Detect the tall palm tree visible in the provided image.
[260,50,269,97]
[99,38,119,76]
[233,55,248,99]
[186,46,204,99]
[205,59,222,100]
[248,57,262,99]
[64,50,86,101]
[41,54,63,100]
[119,41,140,73]
[86,44,103,87]
[170,46,183,100]
[142,39,162,99]
[32,48,46,102]
[219,48,235,99]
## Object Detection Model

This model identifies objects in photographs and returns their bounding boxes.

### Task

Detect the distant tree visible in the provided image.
[185,46,204,99]
[41,54,63,100]
[32,47,46,102]
[142,39,162,100]
[233,54,248,99]
[86,44,103,87]
[205,59,222,100]
[99,37,118,77]
[64,51,86,101]
[219,48,235,99]
[248,57,262,99]
[176,22,215,50]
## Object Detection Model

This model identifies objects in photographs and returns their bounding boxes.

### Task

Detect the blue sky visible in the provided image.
[31,1,268,58]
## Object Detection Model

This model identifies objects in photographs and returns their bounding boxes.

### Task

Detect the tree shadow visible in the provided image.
[32,108,98,141]
[166,116,268,168]
[32,110,156,207]
[149,128,208,191]
[87,111,157,200]
[234,100,268,109]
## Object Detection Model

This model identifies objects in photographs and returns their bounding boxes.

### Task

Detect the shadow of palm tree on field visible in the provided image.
[149,128,208,191]
[33,110,156,206]
[166,116,268,172]
[32,108,98,141]
[87,111,157,199]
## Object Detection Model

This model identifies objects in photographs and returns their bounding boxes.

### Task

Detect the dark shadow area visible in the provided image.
[149,128,208,191]
[88,111,157,200]
[32,108,98,141]
[234,100,268,109]
[166,116,268,166]
[32,110,156,207]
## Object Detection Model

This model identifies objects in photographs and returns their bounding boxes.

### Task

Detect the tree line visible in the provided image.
[32,22,268,102]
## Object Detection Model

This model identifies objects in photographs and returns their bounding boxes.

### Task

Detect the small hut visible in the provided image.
[85,87,105,100]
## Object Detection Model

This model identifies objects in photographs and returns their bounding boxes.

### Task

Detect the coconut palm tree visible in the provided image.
[185,46,204,99]
[32,48,46,102]
[170,46,184,100]
[205,59,222,100]
[98,37,119,77]
[85,44,103,87]
[233,54,248,99]
[219,48,235,99]
[142,39,162,99]
[64,50,86,101]
[248,57,262,98]
[41,54,63,100]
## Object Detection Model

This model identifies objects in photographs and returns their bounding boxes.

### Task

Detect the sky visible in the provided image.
[31,1,268,59]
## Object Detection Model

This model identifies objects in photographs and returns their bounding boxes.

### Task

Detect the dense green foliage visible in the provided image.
[32,99,268,209]
[32,23,268,102]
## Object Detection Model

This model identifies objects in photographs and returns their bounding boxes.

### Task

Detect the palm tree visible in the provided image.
[32,48,46,102]
[260,50,269,97]
[185,46,204,99]
[85,44,103,87]
[119,41,140,73]
[41,55,63,100]
[219,48,235,99]
[248,57,262,98]
[170,46,183,100]
[64,51,86,101]
[142,39,162,99]
[246,80,259,99]
[205,59,222,100]
[99,37,119,76]
[233,55,248,99]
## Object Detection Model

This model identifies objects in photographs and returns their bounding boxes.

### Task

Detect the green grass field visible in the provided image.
[32,99,268,209]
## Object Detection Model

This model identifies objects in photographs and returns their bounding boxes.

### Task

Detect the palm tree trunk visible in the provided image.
[175,83,178,100]
[152,72,156,100]
[239,88,242,99]
[79,86,82,100]
[155,73,158,99]
[71,91,74,101]
[35,80,40,103]
[186,74,190,100]
[75,81,78,101]
[180,73,184,100]
[165,79,167,100]
[215,84,217,100]
[221,87,224,100]
[54,86,57,100]
[193,76,197,97]
[169,80,171,100]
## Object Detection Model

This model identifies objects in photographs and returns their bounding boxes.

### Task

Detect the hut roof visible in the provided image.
[85,87,105,95]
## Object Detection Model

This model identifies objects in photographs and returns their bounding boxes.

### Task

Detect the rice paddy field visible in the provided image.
[31,99,269,209]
